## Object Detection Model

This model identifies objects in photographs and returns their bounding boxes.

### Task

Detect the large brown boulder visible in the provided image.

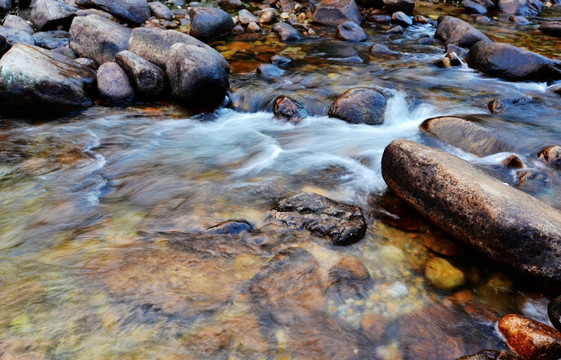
[126,27,229,72]
[466,41,561,82]
[0,44,96,113]
[310,0,362,26]
[498,314,561,360]
[69,15,131,65]
[420,116,513,156]
[435,16,490,49]
[381,139,561,286]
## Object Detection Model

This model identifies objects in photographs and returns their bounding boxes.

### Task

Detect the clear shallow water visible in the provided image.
[2,3,561,359]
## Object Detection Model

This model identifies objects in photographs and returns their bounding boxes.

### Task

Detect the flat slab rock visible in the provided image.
[381,139,561,287]
[269,192,366,246]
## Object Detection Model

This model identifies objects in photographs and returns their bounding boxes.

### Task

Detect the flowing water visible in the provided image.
[2,3,561,359]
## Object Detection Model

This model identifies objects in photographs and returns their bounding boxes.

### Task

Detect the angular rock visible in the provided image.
[249,247,326,325]
[0,0,10,17]
[497,0,544,15]
[502,155,524,169]
[311,0,362,26]
[115,50,166,97]
[74,57,96,69]
[420,116,513,156]
[272,22,301,41]
[0,28,34,46]
[247,21,260,32]
[69,15,131,65]
[381,139,561,286]
[0,44,95,112]
[238,9,258,24]
[537,146,561,169]
[383,0,414,14]
[272,95,307,123]
[165,43,229,108]
[466,41,561,82]
[30,0,78,30]
[270,192,366,246]
[540,22,561,37]
[3,15,34,35]
[463,0,487,14]
[327,255,373,302]
[392,11,413,26]
[435,16,490,48]
[32,30,69,49]
[76,0,150,24]
[97,62,134,105]
[189,7,234,42]
[498,314,561,360]
[336,20,367,41]
[127,27,229,71]
[258,9,276,24]
[329,87,386,125]
[148,1,173,20]
[204,220,253,235]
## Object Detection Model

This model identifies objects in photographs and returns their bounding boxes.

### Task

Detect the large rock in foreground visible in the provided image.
[270,192,367,246]
[466,41,561,82]
[498,314,561,360]
[381,139,561,286]
[435,16,490,48]
[0,44,96,112]
[165,43,229,108]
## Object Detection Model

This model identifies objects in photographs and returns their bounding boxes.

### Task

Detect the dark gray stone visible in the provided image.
[32,30,69,49]
[76,0,150,24]
[435,16,490,48]
[69,15,131,65]
[0,0,10,17]
[383,0,414,14]
[463,0,487,13]
[115,49,166,97]
[0,27,34,46]
[0,44,96,112]
[497,0,544,15]
[97,61,135,105]
[382,139,561,287]
[30,0,78,30]
[165,43,229,108]
[336,20,367,41]
[273,95,307,123]
[189,7,233,42]
[329,87,386,125]
[272,22,301,41]
[540,21,561,37]
[310,0,362,26]
[149,1,173,20]
[391,11,412,26]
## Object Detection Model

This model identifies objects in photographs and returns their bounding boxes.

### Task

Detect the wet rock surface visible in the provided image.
[269,192,367,246]
[273,22,302,41]
[382,139,561,286]
[498,314,561,360]
[466,41,561,82]
[537,146,561,169]
[189,7,234,42]
[327,255,373,302]
[336,21,367,41]
[435,16,490,48]
[310,0,362,26]
[0,44,96,112]
[273,95,307,123]
[497,0,544,15]
[329,87,386,125]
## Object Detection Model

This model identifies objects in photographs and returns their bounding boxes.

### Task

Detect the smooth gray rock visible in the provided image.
[126,27,229,72]
[382,139,561,287]
[0,27,34,46]
[115,49,166,97]
[97,62,135,105]
[76,0,150,24]
[435,16,490,48]
[189,7,234,42]
[3,15,34,35]
[497,0,544,15]
[148,1,173,20]
[463,0,487,14]
[238,9,258,25]
[0,44,96,111]
[310,0,362,26]
[272,22,301,41]
[466,41,561,82]
[336,21,367,41]
[329,87,386,125]
[51,46,76,59]
[30,0,78,30]
[165,43,229,108]
[69,15,131,65]
[74,57,96,69]
[32,30,69,49]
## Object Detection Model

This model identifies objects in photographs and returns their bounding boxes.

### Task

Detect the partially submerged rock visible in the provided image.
[424,257,465,290]
[420,116,513,156]
[466,41,561,82]
[498,314,561,360]
[336,21,367,41]
[0,44,96,112]
[381,139,561,287]
[269,192,366,246]
[310,0,362,26]
[537,146,561,169]
[327,255,373,302]
[69,15,132,65]
[329,87,386,125]
[272,95,307,123]
[540,22,561,37]
[165,43,230,108]
[435,16,490,48]
[272,22,301,41]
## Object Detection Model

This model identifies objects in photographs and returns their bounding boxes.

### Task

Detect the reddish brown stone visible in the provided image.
[498,314,561,360]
